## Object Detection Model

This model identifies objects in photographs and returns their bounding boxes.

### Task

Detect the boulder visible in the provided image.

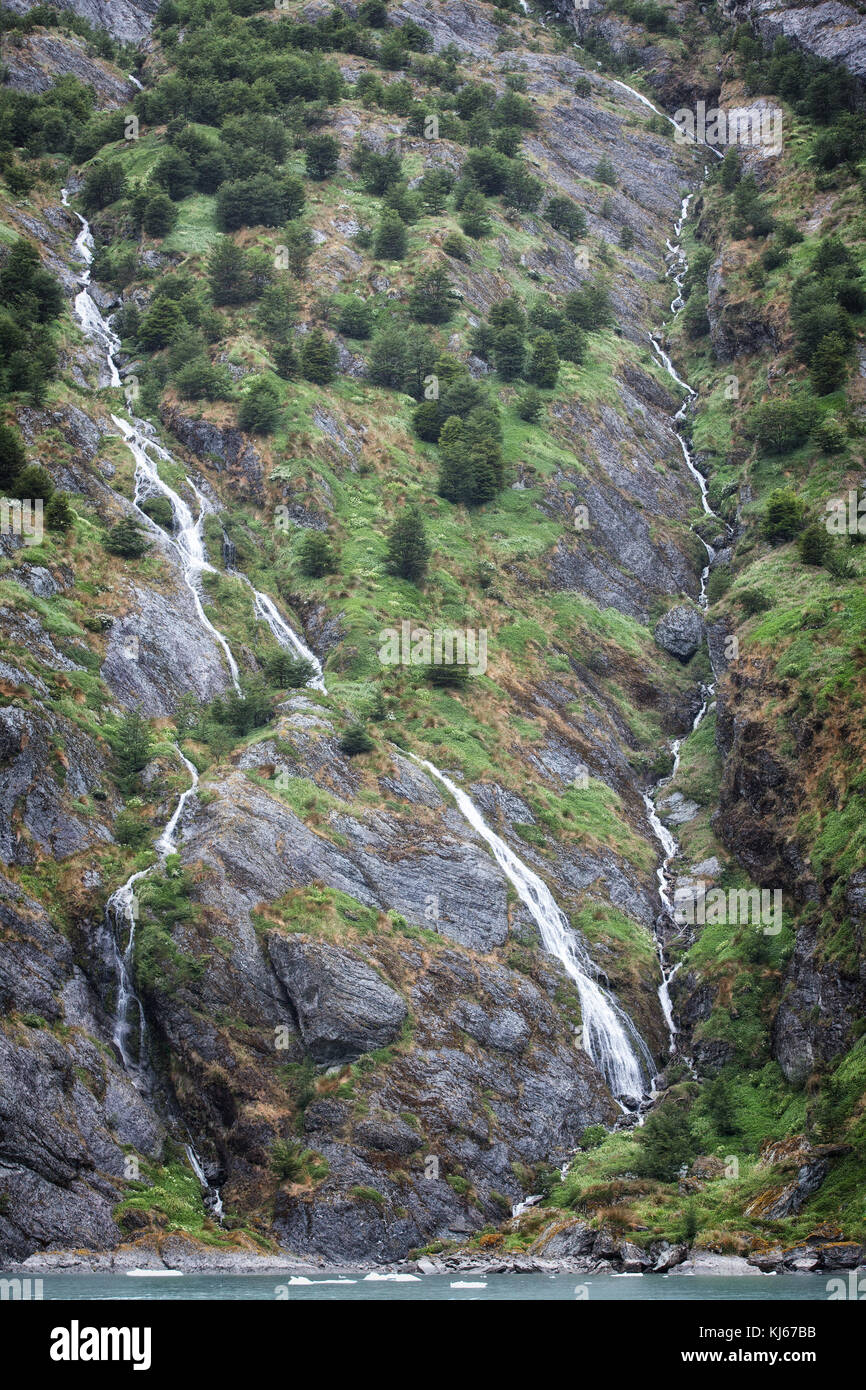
[267,935,407,1065]
[652,1241,688,1272]
[654,605,704,661]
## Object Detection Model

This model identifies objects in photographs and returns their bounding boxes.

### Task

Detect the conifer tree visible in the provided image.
[300,328,337,385]
[45,492,74,532]
[104,517,150,558]
[527,332,560,388]
[115,709,153,792]
[384,504,429,583]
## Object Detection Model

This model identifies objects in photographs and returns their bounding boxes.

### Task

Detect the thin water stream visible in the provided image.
[410,756,654,1102]
[63,191,326,1214]
[62,91,716,1184]
[644,190,732,1070]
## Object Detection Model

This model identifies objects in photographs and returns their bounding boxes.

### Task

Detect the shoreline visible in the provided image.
[4,1246,859,1280]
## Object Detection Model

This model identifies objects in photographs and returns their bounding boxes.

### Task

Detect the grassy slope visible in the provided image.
[516,2,866,1254]
[4,0,863,1250]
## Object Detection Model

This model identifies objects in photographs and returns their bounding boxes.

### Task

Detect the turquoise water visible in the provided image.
[21,1273,832,1301]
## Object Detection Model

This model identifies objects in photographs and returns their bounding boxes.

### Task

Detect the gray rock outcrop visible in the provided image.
[654,605,704,660]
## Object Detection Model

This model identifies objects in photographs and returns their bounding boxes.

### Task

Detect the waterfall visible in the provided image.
[104,745,223,1218]
[105,746,198,1079]
[110,415,243,694]
[61,188,122,389]
[220,528,236,570]
[185,1143,223,1222]
[642,188,732,1064]
[63,186,327,704]
[410,755,654,1102]
[231,574,326,692]
[105,865,152,1078]
[63,192,323,1216]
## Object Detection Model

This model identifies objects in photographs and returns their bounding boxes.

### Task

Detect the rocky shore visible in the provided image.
[6,1228,863,1280]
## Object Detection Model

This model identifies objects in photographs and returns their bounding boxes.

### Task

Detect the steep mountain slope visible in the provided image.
[0,0,863,1272]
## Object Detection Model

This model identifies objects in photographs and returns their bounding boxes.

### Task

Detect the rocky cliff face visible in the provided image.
[0,0,708,1261]
[1,30,136,104]
[0,872,164,1262]
[719,0,866,83]
[4,0,158,44]
[2,0,862,1270]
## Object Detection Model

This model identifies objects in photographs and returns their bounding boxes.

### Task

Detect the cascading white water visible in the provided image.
[111,415,243,694]
[63,193,328,1216]
[106,745,199,1076]
[410,755,654,1101]
[253,589,325,690]
[185,1142,224,1222]
[643,188,733,1064]
[106,865,152,1076]
[231,574,326,692]
[63,187,323,706]
[61,188,122,389]
[63,114,700,1170]
[155,746,199,855]
[103,749,224,1216]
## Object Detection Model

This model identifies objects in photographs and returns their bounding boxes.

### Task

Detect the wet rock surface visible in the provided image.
[0,874,164,1261]
[268,936,408,1066]
[0,705,115,866]
[159,405,266,504]
[101,580,233,714]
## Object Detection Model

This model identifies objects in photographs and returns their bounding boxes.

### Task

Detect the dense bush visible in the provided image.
[266,652,315,688]
[545,196,587,239]
[762,488,807,543]
[81,160,126,212]
[526,332,560,388]
[237,376,282,433]
[112,709,152,792]
[516,385,542,422]
[459,187,491,238]
[104,517,151,558]
[174,356,233,401]
[368,323,436,396]
[438,409,504,505]
[749,396,818,454]
[297,529,335,577]
[139,298,185,350]
[207,239,268,306]
[336,297,373,339]
[373,209,407,260]
[635,1100,696,1180]
[352,141,403,195]
[732,176,774,238]
[305,133,340,180]
[384,504,429,582]
[216,174,305,230]
[299,327,337,384]
[143,193,179,237]
[594,156,617,186]
[409,266,458,324]
[340,723,375,755]
[153,148,197,201]
[563,282,613,332]
[799,522,832,566]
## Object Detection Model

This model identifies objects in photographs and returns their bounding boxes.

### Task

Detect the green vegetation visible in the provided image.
[2,0,863,1263]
